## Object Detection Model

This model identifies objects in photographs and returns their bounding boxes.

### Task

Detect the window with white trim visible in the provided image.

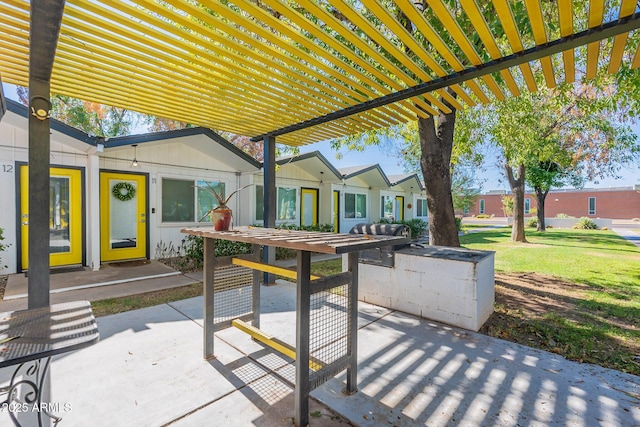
[479,199,485,214]
[416,198,428,217]
[588,197,596,215]
[162,178,225,223]
[277,187,297,220]
[345,192,367,219]
[524,198,531,214]
[255,185,264,221]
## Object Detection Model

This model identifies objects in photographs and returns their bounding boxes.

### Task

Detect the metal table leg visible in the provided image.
[203,237,216,359]
[345,251,359,394]
[295,250,311,427]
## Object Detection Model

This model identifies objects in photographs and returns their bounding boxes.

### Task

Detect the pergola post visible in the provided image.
[263,135,276,284]
[27,0,66,309]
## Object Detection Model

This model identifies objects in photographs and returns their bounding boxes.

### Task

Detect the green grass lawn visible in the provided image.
[460,228,639,292]
[460,228,640,374]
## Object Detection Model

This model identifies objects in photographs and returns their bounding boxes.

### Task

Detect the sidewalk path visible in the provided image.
[8,281,636,426]
[613,227,640,249]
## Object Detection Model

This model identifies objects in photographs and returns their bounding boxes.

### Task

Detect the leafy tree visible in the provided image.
[486,75,640,240]
[17,87,139,137]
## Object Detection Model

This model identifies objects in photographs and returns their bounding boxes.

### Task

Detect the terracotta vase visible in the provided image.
[210,206,232,231]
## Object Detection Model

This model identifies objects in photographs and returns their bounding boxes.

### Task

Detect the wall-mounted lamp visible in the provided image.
[30,96,51,121]
[131,144,140,168]
[320,171,324,185]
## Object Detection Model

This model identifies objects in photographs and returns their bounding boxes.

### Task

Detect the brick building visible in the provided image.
[468,186,640,219]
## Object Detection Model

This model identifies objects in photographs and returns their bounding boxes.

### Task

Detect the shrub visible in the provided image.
[476,214,491,219]
[526,218,538,228]
[574,217,598,230]
[455,217,462,231]
[556,213,573,219]
[277,223,334,233]
[181,234,253,269]
[0,228,8,270]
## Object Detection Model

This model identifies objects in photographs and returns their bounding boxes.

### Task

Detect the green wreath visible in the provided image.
[112,182,136,201]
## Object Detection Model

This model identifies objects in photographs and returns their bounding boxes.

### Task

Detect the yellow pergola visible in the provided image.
[1,0,639,146]
[1,2,639,425]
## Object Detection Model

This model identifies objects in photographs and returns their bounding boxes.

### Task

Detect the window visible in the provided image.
[255,185,264,221]
[162,179,194,222]
[345,193,367,219]
[479,199,485,214]
[197,180,224,222]
[381,195,393,218]
[277,187,297,220]
[416,198,428,217]
[588,197,596,215]
[162,178,225,223]
[463,204,469,215]
[524,198,531,214]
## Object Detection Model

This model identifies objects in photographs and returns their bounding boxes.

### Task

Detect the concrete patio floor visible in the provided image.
[1,280,637,427]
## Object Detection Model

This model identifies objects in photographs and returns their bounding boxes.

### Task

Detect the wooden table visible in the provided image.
[0,301,100,426]
[182,226,406,427]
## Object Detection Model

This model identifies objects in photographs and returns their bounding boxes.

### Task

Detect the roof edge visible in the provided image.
[342,164,391,186]
[6,98,96,145]
[105,127,261,169]
[274,150,342,180]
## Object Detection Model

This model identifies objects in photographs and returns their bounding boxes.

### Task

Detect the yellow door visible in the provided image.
[300,188,318,227]
[333,190,339,233]
[395,196,405,221]
[20,165,84,270]
[100,172,147,262]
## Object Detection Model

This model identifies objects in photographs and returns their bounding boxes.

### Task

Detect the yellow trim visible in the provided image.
[231,258,321,281]
[20,166,83,270]
[100,172,147,262]
[395,196,404,222]
[300,188,319,227]
[232,319,323,371]
[333,191,340,233]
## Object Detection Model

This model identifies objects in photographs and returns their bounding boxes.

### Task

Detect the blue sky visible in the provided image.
[4,82,639,191]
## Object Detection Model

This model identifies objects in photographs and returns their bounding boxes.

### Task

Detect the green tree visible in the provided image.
[17,87,139,137]
[486,77,640,241]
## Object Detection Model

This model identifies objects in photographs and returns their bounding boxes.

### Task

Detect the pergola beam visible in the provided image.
[251,12,640,142]
[27,0,66,309]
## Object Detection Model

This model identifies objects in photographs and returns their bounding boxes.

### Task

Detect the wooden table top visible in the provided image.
[181,226,408,254]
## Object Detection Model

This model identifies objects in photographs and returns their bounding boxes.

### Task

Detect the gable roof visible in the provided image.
[105,127,261,170]
[388,174,425,192]
[339,164,391,188]
[6,98,96,146]
[0,78,5,122]
[273,151,342,182]
[4,99,261,171]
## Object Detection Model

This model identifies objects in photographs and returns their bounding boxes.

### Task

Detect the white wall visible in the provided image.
[101,143,245,260]
[251,166,323,227]
[0,118,89,274]
[337,182,370,233]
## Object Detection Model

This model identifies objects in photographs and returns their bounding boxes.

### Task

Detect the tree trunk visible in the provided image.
[418,107,460,247]
[505,163,527,242]
[535,187,548,232]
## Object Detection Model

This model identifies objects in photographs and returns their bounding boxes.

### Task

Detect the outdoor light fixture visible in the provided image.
[131,144,140,168]
[30,96,51,121]
[320,171,324,184]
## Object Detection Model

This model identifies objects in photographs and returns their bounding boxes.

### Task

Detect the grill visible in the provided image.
[348,223,410,267]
